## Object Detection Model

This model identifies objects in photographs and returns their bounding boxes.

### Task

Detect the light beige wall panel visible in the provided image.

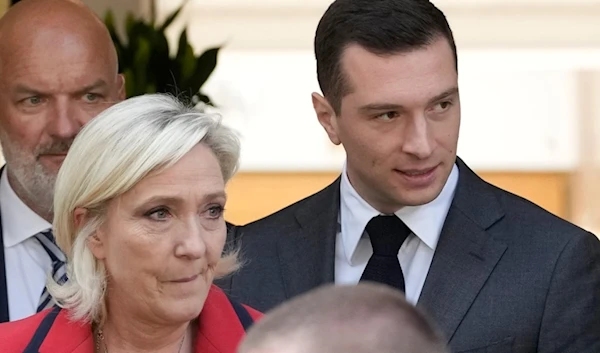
[572,71,600,235]
[156,0,600,50]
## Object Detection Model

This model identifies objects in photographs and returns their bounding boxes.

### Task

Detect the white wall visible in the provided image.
[68,0,600,173]
[151,0,600,172]
[200,48,595,172]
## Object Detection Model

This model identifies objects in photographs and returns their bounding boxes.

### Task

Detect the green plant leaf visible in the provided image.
[159,5,183,32]
[188,47,220,94]
[132,37,151,96]
[123,68,135,98]
[195,92,212,106]
[103,3,220,104]
[104,10,125,72]
[148,23,172,94]
[176,30,197,84]
[104,10,119,42]
[125,12,137,44]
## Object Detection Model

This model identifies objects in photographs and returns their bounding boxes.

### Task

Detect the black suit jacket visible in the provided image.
[219,158,600,353]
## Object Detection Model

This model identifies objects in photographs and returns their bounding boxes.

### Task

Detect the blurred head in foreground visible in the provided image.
[238,283,449,353]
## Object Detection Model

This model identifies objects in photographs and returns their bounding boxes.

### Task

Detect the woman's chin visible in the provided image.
[161,294,209,323]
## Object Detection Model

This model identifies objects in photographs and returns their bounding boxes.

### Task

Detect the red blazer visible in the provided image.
[0,285,262,353]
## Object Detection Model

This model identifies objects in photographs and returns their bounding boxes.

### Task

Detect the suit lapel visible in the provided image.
[277,178,340,299]
[417,158,507,341]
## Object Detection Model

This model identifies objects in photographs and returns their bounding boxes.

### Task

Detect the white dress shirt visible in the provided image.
[0,168,53,321]
[335,163,459,305]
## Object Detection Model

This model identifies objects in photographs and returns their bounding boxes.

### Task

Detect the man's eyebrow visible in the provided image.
[358,87,459,114]
[13,84,44,96]
[428,87,459,104]
[358,103,406,114]
[12,79,109,97]
[73,79,108,95]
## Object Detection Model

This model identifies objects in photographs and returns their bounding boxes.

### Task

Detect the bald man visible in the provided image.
[238,283,449,353]
[0,0,124,322]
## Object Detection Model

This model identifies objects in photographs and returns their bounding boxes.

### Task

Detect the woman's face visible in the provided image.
[90,143,227,324]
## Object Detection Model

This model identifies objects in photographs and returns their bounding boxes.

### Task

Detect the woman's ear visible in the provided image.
[73,207,88,229]
[74,207,106,260]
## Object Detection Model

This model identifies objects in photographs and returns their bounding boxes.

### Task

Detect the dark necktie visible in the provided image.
[34,229,67,312]
[360,215,411,292]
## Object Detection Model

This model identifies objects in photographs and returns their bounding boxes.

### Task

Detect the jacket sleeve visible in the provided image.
[538,231,600,353]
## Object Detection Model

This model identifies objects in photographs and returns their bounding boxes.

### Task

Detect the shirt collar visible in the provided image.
[0,167,52,248]
[339,163,459,265]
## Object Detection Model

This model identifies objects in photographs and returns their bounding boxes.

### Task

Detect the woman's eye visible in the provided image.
[146,208,171,221]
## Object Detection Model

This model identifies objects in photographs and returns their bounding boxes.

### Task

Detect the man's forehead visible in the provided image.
[0,46,115,95]
[9,77,110,96]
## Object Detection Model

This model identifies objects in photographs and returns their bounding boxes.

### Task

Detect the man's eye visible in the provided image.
[84,93,99,102]
[432,101,453,113]
[376,112,398,121]
[25,96,42,106]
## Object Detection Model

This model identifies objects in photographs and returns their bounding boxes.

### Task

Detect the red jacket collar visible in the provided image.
[30,285,261,353]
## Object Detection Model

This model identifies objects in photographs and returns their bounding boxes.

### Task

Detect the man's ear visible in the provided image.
[311,93,341,145]
[117,73,126,101]
[74,207,106,260]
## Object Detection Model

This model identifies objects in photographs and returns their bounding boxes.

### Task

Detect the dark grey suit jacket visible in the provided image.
[218,158,600,352]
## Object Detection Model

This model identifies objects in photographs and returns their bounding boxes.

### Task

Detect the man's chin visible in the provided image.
[38,154,67,173]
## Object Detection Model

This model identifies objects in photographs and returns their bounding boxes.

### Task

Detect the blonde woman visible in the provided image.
[0,94,262,353]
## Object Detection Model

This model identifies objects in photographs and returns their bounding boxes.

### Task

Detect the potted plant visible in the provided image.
[104,2,220,107]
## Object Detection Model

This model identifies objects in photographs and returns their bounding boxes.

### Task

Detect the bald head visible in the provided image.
[239,284,449,353]
[0,0,118,76]
[0,0,124,222]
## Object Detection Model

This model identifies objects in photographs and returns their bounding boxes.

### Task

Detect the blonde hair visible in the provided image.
[47,93,241,325]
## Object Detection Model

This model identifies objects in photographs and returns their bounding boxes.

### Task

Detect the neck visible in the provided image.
[345,168,402,214]
[6,170,53,222]
[100,312,191,353]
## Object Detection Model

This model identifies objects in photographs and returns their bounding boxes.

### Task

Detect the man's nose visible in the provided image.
[401,114,434,159]
[45,99,87,139]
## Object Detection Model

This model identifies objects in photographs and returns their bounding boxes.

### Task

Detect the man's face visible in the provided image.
[314,38,460,213]
[0,27,123,214]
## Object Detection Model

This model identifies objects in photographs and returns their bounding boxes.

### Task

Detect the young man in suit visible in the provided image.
[222,0,600,352]
[238,283,449,353]
[0,0,125,322]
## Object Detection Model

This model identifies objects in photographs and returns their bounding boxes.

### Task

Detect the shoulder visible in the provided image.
[196,285,262,353]
[241,177,340,235]
[482,180,598,256]
[202,285,263,321]
[493,182,590,236]
[0,310,49,352]
[0,307,92,353]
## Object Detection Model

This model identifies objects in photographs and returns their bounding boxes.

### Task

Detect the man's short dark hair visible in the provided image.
[314,0,457,113]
